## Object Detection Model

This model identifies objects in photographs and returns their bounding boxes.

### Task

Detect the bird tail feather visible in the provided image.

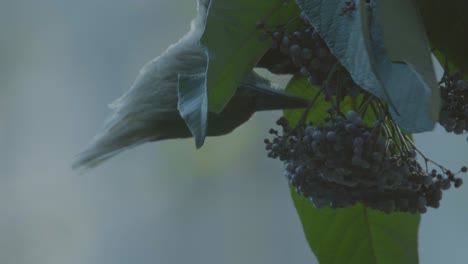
[72,113,160,171]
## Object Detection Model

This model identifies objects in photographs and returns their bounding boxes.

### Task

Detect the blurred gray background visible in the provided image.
[0,0,467,263]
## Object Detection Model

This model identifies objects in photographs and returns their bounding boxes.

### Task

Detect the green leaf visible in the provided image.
[201,0,300,113]
[177,73,208,148]
[291,193,420,264]
[295,0,439,133]
[415,0,468,70]
[378,0,440,123]
[284,76,420,264]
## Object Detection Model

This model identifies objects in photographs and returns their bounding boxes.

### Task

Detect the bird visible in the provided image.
[72,0,309,170]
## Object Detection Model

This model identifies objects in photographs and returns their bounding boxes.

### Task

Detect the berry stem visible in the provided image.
[297,88,324,127]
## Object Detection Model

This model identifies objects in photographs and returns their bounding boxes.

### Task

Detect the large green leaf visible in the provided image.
[177,73,208,148]
[295,0,439,133]
[416,0,468,70]
[284,76,420,264]
[201,0,300,113]
[291,195,420,264]
[378,0,440,123]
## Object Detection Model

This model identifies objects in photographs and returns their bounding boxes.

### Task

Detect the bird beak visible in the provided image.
[239,82,310,111]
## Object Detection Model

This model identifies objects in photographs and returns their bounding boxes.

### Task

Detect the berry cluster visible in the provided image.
[256,14,362,99]
[257,14,335,85]
[265,110,465,214]
[257,8,466,214]
[439,72,468,137]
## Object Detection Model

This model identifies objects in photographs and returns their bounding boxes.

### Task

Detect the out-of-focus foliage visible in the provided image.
[416,0,468,69]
